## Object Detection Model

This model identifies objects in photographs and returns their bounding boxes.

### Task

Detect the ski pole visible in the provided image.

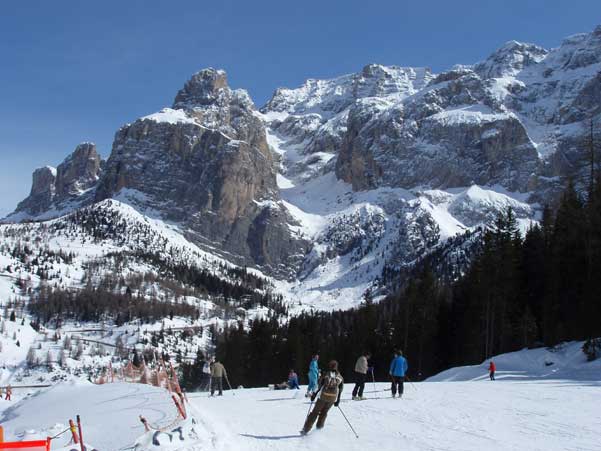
[305,398,314,421]
[225,375,235,395]
[370,369,379,399]
[337,406,359,439]
[76,415,85,451]
[405,375,417,391]
[306,384,321,419]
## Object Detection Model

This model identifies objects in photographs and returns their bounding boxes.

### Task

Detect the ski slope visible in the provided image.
[428,341,601,382]
[1,343,600,450]
[0,382,183,449]
[186,378,600,451]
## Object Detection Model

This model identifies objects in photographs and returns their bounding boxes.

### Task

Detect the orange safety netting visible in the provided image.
[0,439,50,450]
[94,357,187,424]
[95,359,182,395]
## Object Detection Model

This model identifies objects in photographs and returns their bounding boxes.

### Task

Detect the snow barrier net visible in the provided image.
[94,359,188,430]
[0,439,51,450]
[95,359,182,395]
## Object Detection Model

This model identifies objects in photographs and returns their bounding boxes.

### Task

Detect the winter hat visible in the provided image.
[328,360,339,371]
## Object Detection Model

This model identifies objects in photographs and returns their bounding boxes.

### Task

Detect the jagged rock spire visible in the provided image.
[172,68,229,108]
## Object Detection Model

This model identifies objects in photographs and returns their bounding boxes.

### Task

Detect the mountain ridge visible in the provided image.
[4,25,601,308]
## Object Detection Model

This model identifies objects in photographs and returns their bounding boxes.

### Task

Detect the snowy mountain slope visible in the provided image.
[0,197,267,291]
[427,341,601,382]
[267,123,535,311]
[0,197,279,362]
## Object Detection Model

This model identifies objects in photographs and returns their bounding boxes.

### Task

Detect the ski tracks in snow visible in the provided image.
[187,381,601,451]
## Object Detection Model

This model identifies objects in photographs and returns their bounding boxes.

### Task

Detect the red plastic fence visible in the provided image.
[0,439,50,450]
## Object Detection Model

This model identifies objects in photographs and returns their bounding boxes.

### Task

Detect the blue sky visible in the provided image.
[1,0,600,215]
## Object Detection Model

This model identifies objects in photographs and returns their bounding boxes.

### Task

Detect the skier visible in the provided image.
[210,359,227,396]
[288,369,300,389]
[389,350,408,399]
[306,354,319,398]
[352,351,371,400]
[301,360,344,435]
[201,358,212,391]
[5,385,12,401]
[489,360,496,381]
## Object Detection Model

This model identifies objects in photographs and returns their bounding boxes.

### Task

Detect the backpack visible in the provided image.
[320,371,343,402]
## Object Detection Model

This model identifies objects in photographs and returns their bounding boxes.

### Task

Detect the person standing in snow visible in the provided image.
[288,369,300,389]
[352,352,371,400]
[301,360,344,435]
[389,350,408,399]
[306,354,319,398]
[488,360,496,381]
[210,359,227,396]
[201,358,212,391]
[5,385,12,401]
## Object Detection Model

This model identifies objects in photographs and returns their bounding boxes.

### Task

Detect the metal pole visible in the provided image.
[405,375,417,391]
[337,406,359,439]
[76,415,85,451]
[371,369,379,399]
[225,375,235,395]
[305,398,314,420]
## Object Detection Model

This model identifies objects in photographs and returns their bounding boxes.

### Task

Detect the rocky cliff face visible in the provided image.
[11,143,102,219]
[95,69,307,277]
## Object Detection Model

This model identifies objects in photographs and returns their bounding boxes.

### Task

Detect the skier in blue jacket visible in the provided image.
[306,354,320,397]
[389,350,408,398]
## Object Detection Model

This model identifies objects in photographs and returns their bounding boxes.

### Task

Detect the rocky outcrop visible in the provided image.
[10,143,102,219]
[15,166,57,216]
[335,71,540,192]
[56,142,103,197]
[95,69,308,277]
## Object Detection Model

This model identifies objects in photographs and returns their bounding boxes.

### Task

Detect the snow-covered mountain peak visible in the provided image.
[172,67,230,108]
[546,24,601,71]
[474,40,548,78]
[447,185,533,228]
[262,64,433,119]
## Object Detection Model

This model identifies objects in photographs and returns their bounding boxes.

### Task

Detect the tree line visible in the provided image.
[28,285,199,326]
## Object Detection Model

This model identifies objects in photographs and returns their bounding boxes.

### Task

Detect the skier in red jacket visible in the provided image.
[488,361,496,381]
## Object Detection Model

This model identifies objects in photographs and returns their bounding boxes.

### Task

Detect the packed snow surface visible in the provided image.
[1,342,599,450]
[0,382,180,449]
[188,378,599,451]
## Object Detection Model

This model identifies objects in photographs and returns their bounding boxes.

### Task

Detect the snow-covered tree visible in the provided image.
[26,347,36,368]
[59,349,68,369]
[46,350,53,370]
[74,341,84,360]
[63,335,72,351]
